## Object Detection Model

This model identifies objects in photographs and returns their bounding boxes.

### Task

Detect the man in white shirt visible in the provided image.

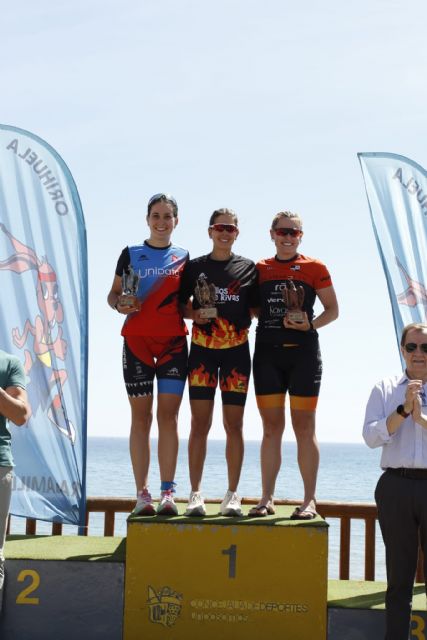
[363,322,427,640]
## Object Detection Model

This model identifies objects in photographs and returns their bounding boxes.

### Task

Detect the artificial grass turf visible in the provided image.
[328,580,426,610]
[128,502,328,527]
[5,535,126,562]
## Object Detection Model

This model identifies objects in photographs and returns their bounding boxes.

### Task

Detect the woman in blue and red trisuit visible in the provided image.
[108,194,189,516]
[250,211,338,519]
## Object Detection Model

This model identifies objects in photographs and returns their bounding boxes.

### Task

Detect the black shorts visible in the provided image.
[188,341,251,406]
[123,335,188,397]
[253,341,322,411]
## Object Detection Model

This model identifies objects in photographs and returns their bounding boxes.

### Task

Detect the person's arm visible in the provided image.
[363,380,414,447]
[179,301,211,325]
[248,266,260,319]
[284,285,338,332]
[178,261,211,325]
[108,248,140,315]
[0,386,29,426]
[180,300,195,320]
[107,274,140,314]
[384,380,421,434]
[363,385,391,448]
[107,274,122,310]
[312,285,339,330]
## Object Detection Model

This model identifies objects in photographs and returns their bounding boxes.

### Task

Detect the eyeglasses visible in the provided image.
[273,227,302,238]
[148,193,177,207]
[404,343,427,353]
[209,223,238,233]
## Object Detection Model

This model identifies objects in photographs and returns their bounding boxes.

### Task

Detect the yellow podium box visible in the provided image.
[124,504,328,640]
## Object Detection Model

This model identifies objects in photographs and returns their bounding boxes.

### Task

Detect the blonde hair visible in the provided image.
[271,211,302,229]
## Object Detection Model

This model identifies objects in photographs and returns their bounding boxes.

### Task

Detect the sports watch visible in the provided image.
[396,404,410,418]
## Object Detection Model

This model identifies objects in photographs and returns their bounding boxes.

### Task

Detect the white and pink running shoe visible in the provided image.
[133,489,156,516]
[156,489,178,516]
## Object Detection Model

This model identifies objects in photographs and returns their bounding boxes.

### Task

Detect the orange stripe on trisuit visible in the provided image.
[289,395,318,411]
[256,393,285,409]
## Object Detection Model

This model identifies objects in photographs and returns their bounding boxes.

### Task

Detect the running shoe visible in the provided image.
[157,489,178,516]
[185,491,206,517]
[133,489,155,516]
[220,490,243,517]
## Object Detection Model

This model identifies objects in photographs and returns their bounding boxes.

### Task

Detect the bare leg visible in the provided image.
[188,399,214,491]
[222,404,245,492]
[258,406,285,505]
[157,393,183,482]
[290,408,318,510]
[128,395,153,492]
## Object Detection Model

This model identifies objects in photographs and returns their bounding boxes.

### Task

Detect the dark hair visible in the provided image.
[401,322,427,346]
[271,211,302,230]
[147,193,178,218]
[209,208,239,227]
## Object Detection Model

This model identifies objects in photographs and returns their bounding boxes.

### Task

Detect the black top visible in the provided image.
[179,254,257,347]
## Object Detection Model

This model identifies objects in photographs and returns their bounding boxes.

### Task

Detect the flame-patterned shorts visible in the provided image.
[253,341,322,411]
[123,335,188,397]
[188,341,251,406]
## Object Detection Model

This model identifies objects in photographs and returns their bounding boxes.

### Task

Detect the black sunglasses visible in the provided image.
[404,343,427,353]
[273,227,302,238]
[210,223,238,233]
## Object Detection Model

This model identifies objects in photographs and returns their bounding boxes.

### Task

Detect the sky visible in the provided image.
[1,0,427,442]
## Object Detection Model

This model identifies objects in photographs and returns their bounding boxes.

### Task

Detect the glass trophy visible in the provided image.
[121,267,140,307]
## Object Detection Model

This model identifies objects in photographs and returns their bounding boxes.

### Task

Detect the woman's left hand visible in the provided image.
[283,312,311,332]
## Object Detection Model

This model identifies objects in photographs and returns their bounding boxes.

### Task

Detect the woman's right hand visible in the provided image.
[193,309,211,325]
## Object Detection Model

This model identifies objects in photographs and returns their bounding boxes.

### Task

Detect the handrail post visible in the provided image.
[104,510,115,537]
[339,516,351,579]
[364,517,376,581]
[25,518,36,535]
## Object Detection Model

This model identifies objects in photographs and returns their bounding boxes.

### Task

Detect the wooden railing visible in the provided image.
[6,496,425,583]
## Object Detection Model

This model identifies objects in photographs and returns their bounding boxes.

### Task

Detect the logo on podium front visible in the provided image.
[147,585,183,628]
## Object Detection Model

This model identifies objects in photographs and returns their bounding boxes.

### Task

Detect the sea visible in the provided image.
[9,438,386,581]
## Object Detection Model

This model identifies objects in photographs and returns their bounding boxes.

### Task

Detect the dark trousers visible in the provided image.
[375,471,427,640]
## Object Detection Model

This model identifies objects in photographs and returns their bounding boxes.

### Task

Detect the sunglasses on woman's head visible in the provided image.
[209,223,238,233]
[148,193,177,207]
[404,343,427,353]
[273,228,302,238]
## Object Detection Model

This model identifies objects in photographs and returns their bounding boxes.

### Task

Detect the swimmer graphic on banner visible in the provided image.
[0,124,87,527]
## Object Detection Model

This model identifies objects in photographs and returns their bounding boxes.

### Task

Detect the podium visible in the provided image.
[328,580,427,640]
[124,504,328,640]
[1,535,125,640]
